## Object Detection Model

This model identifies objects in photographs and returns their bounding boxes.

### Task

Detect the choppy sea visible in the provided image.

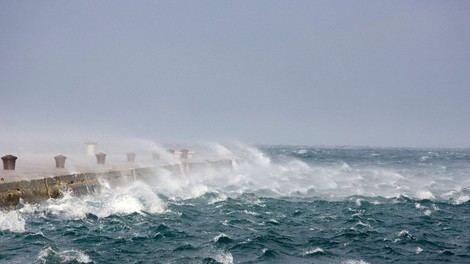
[1,145,470,263]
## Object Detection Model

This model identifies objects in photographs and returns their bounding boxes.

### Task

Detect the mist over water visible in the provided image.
[149,143,470,202]
[1,143,469,263]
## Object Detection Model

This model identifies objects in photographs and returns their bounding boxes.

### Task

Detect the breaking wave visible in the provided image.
[144,143,470,202]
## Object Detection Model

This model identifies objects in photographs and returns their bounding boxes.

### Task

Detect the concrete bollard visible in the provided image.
[180,149,189,159]
[85,142,97,156]
[54,155,67,168]
[2,155,17,170]
[127,152,136,162]
[168,149,182,160]
[96,153,106,164]
[152,151,160,160]
[180,149,193,159]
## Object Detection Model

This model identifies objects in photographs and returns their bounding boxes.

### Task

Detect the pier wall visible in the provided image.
[0,160,233,208]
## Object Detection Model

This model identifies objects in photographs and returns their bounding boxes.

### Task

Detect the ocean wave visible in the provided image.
[17,180,166,223]
[214,233,233,244]
[134,144,469,202]
[303,247,326,256]
[36,246,92,263]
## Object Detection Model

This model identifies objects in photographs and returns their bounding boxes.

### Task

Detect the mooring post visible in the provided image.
[180,149,194,159]
[85,142,97,156]
[54,155,67,168]
[96,153,106,164]
[180,149,189,159]
[1,155,17,170]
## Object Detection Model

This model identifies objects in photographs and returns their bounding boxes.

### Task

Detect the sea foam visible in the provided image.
[0,210,25,232]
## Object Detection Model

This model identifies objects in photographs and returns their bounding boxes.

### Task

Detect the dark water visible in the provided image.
[1,145,470,263]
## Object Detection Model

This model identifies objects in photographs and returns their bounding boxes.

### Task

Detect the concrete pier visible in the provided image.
[0,156,233,208]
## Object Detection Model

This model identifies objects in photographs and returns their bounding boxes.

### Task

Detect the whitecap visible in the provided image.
[415,190,435,200]
[208,193,227,205]
[419,156,430,162]
[37,247,92,263]
[214,251,233,264]
[0,210,26,232]
[398,230,413,239]
[213,233,230,242]
[342,260,370,264]
[267,219,279,225]
[355,199,362,207]
[340,162,352,172]
[242,209,259,216]
[22,180,166,219]
[298,149,308,154]
[394,231,410,242]
[303,247,324,255]
[356,221,371,228]
[416,247,423,254]
[453,195,470,205]
[58,249,92,263]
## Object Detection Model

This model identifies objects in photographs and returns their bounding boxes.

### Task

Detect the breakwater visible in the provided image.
[0,160,233,208]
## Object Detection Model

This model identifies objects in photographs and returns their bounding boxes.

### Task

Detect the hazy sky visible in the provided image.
[1,1,469,148]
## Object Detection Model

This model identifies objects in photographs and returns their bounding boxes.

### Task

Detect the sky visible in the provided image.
[1,0,469,148]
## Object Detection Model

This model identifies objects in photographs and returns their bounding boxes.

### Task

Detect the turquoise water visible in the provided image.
[1,145,469,263]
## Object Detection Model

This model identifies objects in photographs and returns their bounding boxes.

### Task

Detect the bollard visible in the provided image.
[2,155,17,170]
[127,152,136,162]
[152,151,160,160]
[180,149,193,159]
[168,149,181,159]
[85,142,97,156]
[96,153,106,164]
[180,149,189,159]
[54,155,67,168]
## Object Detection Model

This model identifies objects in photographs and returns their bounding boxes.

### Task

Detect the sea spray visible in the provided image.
[1,145,469,263]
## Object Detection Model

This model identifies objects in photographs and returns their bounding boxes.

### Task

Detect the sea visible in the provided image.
[1,144,469,263]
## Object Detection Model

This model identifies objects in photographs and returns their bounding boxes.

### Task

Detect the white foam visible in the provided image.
[298,149,308,154]
[416,247,423,254]
[267,219,279,224]
[454,195,470,205]
[419,156,430,162]
[208,193,227,204]
[340,162,352,172]
[242,209,259,216]
[415,190,435,200]
[143,143,468,201]
[395,230,413,242]
[342,260,370,264]
[214,251,233,264]
[0,210,26,232]
[37,247,92,263]
[303,247,324,255]
[355,199,362,207]
[398,230,413,239]
[21,180,166,220]
[58,249,92,263]
[13,143,466,209]
[213,233,230,242]
[203,246,233,264]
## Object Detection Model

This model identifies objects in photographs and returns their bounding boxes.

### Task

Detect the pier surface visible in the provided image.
[0,155,233,208]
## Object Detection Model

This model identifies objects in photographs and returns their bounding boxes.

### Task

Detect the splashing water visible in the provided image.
[1,144,469,263]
